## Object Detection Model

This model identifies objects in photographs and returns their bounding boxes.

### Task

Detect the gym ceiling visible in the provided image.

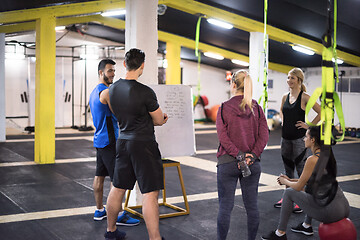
[1,0,360,72]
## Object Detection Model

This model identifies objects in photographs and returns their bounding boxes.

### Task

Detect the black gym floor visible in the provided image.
[0,125,359,239]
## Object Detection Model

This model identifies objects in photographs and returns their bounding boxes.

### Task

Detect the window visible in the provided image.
[336,78,360,93]
[268,79,273,89]
[336,78,349,92]
[350,78,360,93]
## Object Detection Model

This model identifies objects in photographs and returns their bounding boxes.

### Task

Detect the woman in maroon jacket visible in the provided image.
[216,70,269,240]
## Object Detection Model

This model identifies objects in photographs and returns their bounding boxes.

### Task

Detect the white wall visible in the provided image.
[267,69,320,122]
[182,60,229,109]
[305,67,360,128]
[183,64,360,129]
[266,67,360,128]
[4,39,360,130]
[5,58,29,129]
[267,70,288,111]
[5,50,126,130]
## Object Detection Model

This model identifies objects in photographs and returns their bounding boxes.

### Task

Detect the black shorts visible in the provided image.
[113,139,164,194]
[95,143,116,181]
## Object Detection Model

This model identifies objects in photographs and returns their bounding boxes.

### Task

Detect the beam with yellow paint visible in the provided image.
[58,15,126,30]
[158,31,294,74]
[159,0,360,67]
[1,0,358,67]
[0,15,126,34]
[165,41,181,84]
[0,0,125,24]
[0,22,35,34]
[0,14,294,74]
[35,15,56,164]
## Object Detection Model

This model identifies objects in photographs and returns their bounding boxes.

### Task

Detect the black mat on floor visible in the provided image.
[0,139,95,162]
[0,128,359,240]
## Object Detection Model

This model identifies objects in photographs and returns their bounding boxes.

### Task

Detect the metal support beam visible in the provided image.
[159,0,360,67]
[34,15,56,164]
[0,15,126,34]
[0,15,293,74]
[0,22,35,33]
[165,41,181,84]
[158,31,294,73]
[0,0,125,24]
[58,15,126,29]
[0,0,294,73]
[1,0,359,66]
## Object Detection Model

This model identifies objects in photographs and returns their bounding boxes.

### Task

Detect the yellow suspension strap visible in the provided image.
[193,15,205,107]
[305,0,345,206]
[305,0,345,145]
[258,0,269,110]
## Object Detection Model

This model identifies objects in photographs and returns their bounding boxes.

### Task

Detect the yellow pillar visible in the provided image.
[34,15,56,164]
[165,41,181,85]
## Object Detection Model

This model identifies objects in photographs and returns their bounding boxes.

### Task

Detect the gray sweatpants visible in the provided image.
[278,187,350,231]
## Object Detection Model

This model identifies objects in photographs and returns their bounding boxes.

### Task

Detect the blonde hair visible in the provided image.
[232,70,253,112]
[289,68,306,92]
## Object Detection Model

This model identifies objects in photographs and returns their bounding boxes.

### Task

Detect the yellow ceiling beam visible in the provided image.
[0,13,292,73]
[57,15,126,29]
[158,31,294,73]
[86,15,126,30]
[160,0,360,67]
[1,0,358,67]
[269,62,295,74]
[158,31,248,62]
[0,22,35,33]
[0,0,125,24]
[0,15,125,34]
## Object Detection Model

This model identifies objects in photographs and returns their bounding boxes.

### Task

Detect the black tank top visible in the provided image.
[282,91,306,140]
[305,152,321,194]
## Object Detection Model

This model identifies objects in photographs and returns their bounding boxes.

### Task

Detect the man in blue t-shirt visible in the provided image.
[104,49,168,240]
[89,59,139,227]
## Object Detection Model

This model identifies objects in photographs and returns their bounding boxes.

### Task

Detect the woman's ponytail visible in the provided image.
[301,83,307,92]
[239,74,253,112]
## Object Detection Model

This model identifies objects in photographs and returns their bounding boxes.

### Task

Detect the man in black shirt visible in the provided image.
[104,48,168,240]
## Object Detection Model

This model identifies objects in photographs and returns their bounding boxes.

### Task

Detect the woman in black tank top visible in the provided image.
[274,68,321,212]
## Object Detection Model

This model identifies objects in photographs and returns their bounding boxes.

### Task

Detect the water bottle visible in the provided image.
[238,155,251,177]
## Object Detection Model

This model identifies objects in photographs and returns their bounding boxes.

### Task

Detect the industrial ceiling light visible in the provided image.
[231,59,249,66]
[204,52,224,60]
[101,9,126,17]
[207,18,233,29]
[332,58,344,64]
[291,45,315,55]
[55,26,66,31]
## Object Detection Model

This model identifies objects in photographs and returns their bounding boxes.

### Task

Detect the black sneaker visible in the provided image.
[292,204,303,214]
[291,223,314,236]
[262,231,287,240]
[274,198,283,208]
[104,229,126,240]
